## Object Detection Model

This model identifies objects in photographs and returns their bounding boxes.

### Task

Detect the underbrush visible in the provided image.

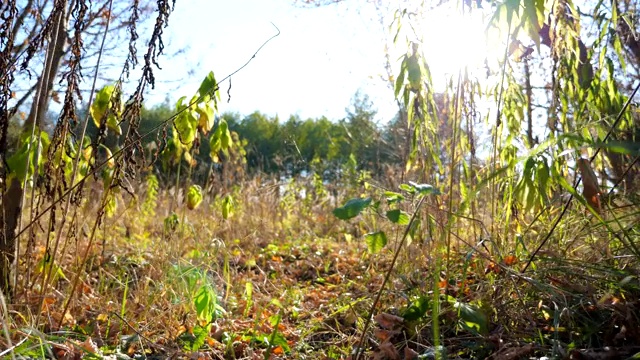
[1,172,639,360]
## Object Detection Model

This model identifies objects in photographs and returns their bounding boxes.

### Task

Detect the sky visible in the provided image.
[140,0,399,123]
[130,0,501,124]
[8,0,501,125]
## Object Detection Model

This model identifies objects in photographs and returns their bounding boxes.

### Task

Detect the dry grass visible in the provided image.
[1,171,639,359]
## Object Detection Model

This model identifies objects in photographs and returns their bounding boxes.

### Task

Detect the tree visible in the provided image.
[343,92,385,173]
[236,112,284,173]
[0,0,167,297]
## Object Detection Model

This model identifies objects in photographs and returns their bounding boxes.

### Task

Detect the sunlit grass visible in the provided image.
[3,167,639,358]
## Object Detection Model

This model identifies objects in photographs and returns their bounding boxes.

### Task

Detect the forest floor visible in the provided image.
[3,176,640,359]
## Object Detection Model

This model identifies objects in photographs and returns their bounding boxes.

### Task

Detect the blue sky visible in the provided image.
[140,0,399,123]
[7,1,503,126]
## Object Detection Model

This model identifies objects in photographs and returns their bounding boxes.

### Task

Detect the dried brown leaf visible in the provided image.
[379,341,401,360]
[404,346,419,360]
[578,158,601,212]
[374,313,404,329]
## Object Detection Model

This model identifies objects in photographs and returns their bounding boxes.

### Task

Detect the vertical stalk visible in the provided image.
[445,71,463,293]
[524,58,534,148]
[179,147,196,239]
[491,25,512,240]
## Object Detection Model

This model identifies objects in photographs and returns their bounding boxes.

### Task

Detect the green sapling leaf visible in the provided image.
[332,197,372,220]
[187,185,203,210]
[408,181,440,195]
[365,231,387,253]
[454,300,488,335]
[386,209,410,225]
[198,71,217,101]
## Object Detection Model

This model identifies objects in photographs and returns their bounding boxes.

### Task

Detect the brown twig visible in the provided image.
[11,22,281,252]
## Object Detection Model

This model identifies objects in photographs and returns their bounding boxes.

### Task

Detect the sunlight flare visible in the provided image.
[420,3,502,87]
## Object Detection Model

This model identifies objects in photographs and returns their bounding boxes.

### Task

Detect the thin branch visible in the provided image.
[354,195,427,360]
[11,22,281,244]
[521,80,640,273]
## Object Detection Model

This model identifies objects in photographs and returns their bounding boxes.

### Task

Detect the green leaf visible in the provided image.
[407,53,422,90]
[6,131,49,186]
[222,194,234,219]
[196,102,216,134]
[243,282,253,316]
[176,96,188,111]
[194,284,217,323]
[406,218,421,246]
[161,137,182,166]
[408,181,440,195]
[460,181,469,202]
[269,313,281,327]
[453,301,488,335]
[209,120,233,161]
[399,183,414,193]
[164,212,179,232]
[365,231,387,253]
[90,85,114,127]
[395,58,407,98]
[90,85,121,135]
[220,120,233,150]
[186,185,203,210]
[402,296,430,321]
[386,209,410,225]
[174,110,198,145]
[6,150,28,185]
[537,159,550,200]
[523,0,542,48]
[209,128,222,162]
[596,140,640,156]
[384,191,405,204]
[105,193,117,218]
[107,113,122,136]
[100,144,115,168]
[332,197,372,220]
[198,71,217,101]
[189,324,210,351]
[268,332,290,353]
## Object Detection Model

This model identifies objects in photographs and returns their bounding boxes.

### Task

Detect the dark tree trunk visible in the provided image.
[0,1,67,298]
[0,180,22,296]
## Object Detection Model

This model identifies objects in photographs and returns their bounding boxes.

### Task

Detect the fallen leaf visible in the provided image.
[438,279,448,289]
[485,262,501,275]
[77,337,99,355]
[374,328,393,342]
[503,255,518,266]
[272,345,284,355]
[374,313,404,330]
[404,347,419,360]
[378,341,400,360]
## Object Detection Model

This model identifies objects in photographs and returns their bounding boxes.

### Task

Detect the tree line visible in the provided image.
[151,91,410,183]
[5,92,411,186]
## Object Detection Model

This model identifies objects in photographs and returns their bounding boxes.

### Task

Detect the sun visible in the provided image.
[419,2,503,89]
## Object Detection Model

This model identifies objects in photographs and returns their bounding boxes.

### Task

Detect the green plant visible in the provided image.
[170,264,225,351]
[164,212,179,233]
[186,185,203,210]
[142,173,159,217]
[333,181,443,358]
[5,130,50,187]
[221,194,235,220]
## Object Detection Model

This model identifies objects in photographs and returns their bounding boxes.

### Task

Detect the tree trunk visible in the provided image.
[0,1,67,298]
[25,2,68,129]
[0,180,22,296]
